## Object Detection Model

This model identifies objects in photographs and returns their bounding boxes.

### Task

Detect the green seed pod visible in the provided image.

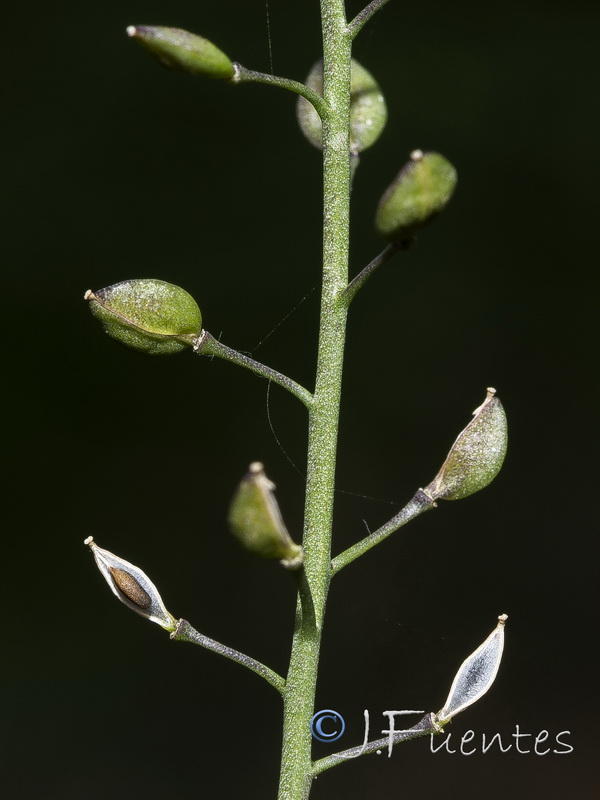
[375,150,457,244]
[84,536,177,631]
[85,278,202,355]
[228,462,303,569]
[297,59,387,154]
[127,25,235,80]
[424,388,507,501]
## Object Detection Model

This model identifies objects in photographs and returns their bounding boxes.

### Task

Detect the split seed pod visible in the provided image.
[375,150,457,243]
[437,614,508,723]
[297,59,387,154]
[424,388,507,501]
[228,462,304,569]
[127,26,235,80]
[85,278,202,355]
[85,537,177,630]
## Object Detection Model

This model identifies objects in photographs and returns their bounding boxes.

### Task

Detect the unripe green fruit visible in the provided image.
[127,26,235,80]
[424,388,507,501]
[297,58,387,154]
[375,150,457,243]
[228,463,303,569]
[85,278,202,355]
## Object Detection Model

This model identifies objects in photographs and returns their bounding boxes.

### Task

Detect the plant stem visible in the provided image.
[276,2,352,798]
[195,330,313,408]
[233,64,330,118]
[342,242,403,305]
[312,712,440,774]
[347,0,392,39]
[331,489,436,576]
[171,618,286,694]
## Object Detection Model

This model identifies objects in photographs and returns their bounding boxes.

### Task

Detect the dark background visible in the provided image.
[3,0,598,797]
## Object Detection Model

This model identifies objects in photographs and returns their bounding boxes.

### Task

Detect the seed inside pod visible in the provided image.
[109,567,152,610]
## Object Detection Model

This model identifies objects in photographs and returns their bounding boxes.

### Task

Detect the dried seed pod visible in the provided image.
[85,278,202,355]
[424,388,508,501]
[375,150,457,243]
[228,462,303,569]
[437,615,508,723]
[85,537,177,630]
[127,26,235,80]
[297,58,387,154]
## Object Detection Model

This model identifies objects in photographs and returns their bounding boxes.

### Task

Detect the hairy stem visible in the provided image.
[312,712,440,774]
[276,1,352,798]
[195,330,313,408]
[347,0,393,39]
[331,489,435,575]
[233,64,330,118]
[171,619,286,694]
[343,242,404,305]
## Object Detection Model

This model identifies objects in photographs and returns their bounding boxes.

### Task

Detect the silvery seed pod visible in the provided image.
[228,462,304,569]
[297,58,387,154]
[375,150,457,243]
[85,278,202,355]
[127,26,235,80]
[437,614,508,723]
[424,388,508,501]
[85,537,177,631]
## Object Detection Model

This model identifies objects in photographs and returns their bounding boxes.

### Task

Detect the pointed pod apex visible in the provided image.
[127,25,235,80]
[297,58,387,154]
[375,151,457,244]
[86,278,202,355]
[228,462,304,569]
[424,388,508,501]
[84,537,177,631]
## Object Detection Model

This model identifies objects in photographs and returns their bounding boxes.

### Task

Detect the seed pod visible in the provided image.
[437,614,508,723]
[297,59,387,154]
[127,26,235,80]
[85,278,202,355]
[84,536,177,631]
[375,150,457,244]
[424,388,507,501]
[228,463,303,569]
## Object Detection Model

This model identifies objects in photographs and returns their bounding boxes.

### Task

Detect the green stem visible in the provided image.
[195,330,313,408]
[342,242,402,305]
[347,0,393,39]
[171,618,286,694]
[233,64,330,119]
[331,489,435,575]
[276,2,352,798]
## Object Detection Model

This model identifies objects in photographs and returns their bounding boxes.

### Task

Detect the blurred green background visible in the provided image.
[3,0,598,797]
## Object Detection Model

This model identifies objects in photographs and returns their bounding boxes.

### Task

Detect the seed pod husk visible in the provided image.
[85,278,202,355]
[85,537,177,630]
[437,615,508,723]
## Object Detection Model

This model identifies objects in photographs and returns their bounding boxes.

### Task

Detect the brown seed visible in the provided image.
[109,567,152,609]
